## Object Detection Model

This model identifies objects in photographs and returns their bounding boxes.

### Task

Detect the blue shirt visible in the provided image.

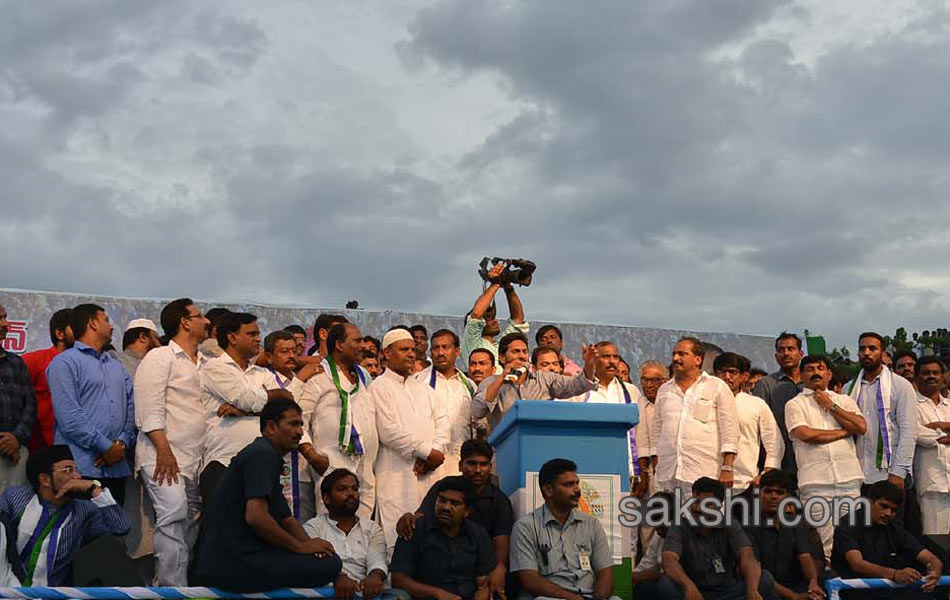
[46,342,135,478]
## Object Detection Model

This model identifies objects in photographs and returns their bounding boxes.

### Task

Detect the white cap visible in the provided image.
[382,328,413,349]
[126,318,158,333]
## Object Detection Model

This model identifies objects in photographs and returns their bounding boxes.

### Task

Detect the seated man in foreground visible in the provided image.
[832,481,942,599]
[194,398,342,591]
[0,444,130,586]
[510,458,617,600]
[744,470,824,600]
[659,477,776,600]
[391,476,495,600]
[303,468,388,600]
[397,439,514,598]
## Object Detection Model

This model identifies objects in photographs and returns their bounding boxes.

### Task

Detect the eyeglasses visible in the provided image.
[52,466,77,475]
[183,313,205,321]
[640,377,666,384]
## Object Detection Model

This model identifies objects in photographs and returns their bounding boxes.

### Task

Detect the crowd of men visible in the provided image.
[1,278,950,599]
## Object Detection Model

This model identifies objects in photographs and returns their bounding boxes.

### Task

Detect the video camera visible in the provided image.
[478,257,537,287]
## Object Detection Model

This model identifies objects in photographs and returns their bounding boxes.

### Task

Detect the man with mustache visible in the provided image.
[912,356,950,535]
[461,262,529,373]
[198,312,295,503]
[397,439,514,599]
[254,330,323,521]
[831,481,942,597]
[0,303,36,489]
[303,468,388,600]
[536,325,581,376]
[744,470,825,600]
[468,349,496,386]
[712,352,784,496]
[417,330,477,477]
[302,323,379,521]
[893,351,918,388]
[392,476,494,600]
[532,347,564,375]
[510,458,617,600]
[195,398,342,591]
[654,337,739,496]
[845,333,918,509]
[784,354,866,561]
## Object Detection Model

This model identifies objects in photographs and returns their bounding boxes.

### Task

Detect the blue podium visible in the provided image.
[488,401,639,600]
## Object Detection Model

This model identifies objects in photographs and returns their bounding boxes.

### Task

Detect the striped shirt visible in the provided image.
[0,484,130,586]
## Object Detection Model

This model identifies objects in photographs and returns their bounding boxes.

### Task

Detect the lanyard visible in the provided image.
[585,378,640,476]
[429,368,475,398]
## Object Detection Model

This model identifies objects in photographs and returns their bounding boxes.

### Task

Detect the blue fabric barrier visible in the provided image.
[825,576,950,599]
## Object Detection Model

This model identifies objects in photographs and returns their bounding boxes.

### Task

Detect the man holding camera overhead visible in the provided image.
[461,260,533,374]
[472,333,600,432]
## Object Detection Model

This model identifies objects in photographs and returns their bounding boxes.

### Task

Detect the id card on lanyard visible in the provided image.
[273,370,301,519]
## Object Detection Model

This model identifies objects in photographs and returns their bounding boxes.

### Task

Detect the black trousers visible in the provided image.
[196,551,342,592]
[199,461,228,505]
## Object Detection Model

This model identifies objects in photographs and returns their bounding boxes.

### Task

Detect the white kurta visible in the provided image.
[583,378,643,478]
[415,366,475,477]
[654,372,739,486]
[301,365,379,521]
[199,353,269,470]
[251,369,312,483]
[370,368,449,551]
[733,391,785,492]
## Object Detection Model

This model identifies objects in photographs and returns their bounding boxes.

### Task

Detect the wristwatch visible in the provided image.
[720,465,734,472]
[829,404,838,414]
[90,479,102,489]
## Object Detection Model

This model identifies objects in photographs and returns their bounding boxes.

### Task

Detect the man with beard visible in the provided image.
[312,314,350,360]
[133,298,210,585]
[417,330,476,477]
[392,476,494,600]
[473,333,598,432]
[536,325,581,376]
[303,469,388,600]
[255,330,323,521]
[22,308,73,454]
[752,333,805,488]
[785,354,866,561]
[195,398,342,591]
[832,481,942,597]
[301,323,379,521]
[744,470,825,600]
[372,328,449,553]
[712,353,784,496]
[510,458,616,600]
[0,445,130,586]
[462,263,529,372]
[913,356,950,535]
[397,439,514,599]
[654,338,739,496]
[846,333,918,500]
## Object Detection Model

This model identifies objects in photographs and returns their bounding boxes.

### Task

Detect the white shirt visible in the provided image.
[370,368,450,550]
[914,394,950,495]
[199,352,269,470]
[415,366,475,477]
[301,365,379,520]
[583,378,644,477]
[733,391,785,492]
[133,341,206,479]
[784,388,864,488]
[254,368,312,482]
[302,515,388,581]
[851,368,917,482]
[633,532,664,574]
[654,372,739,484]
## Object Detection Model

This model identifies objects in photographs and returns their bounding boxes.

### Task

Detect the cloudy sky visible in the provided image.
[2,0,948,351]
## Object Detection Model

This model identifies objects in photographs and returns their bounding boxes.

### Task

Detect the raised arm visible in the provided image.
[503,285,524,325]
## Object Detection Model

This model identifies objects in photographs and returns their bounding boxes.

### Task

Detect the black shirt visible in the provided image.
[663,523,751,592]
[753,371,803,476]
[831,510,924,578]
[745,520,822,587]
[391,516,495,600]
[418,477,514,538]
[196,437,292,578]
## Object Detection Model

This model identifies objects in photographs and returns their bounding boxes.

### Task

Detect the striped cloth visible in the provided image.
[0,587,337,599]
[825,576,950,600]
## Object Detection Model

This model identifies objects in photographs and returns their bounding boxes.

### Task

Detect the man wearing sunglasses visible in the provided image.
[0,444,130,586]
